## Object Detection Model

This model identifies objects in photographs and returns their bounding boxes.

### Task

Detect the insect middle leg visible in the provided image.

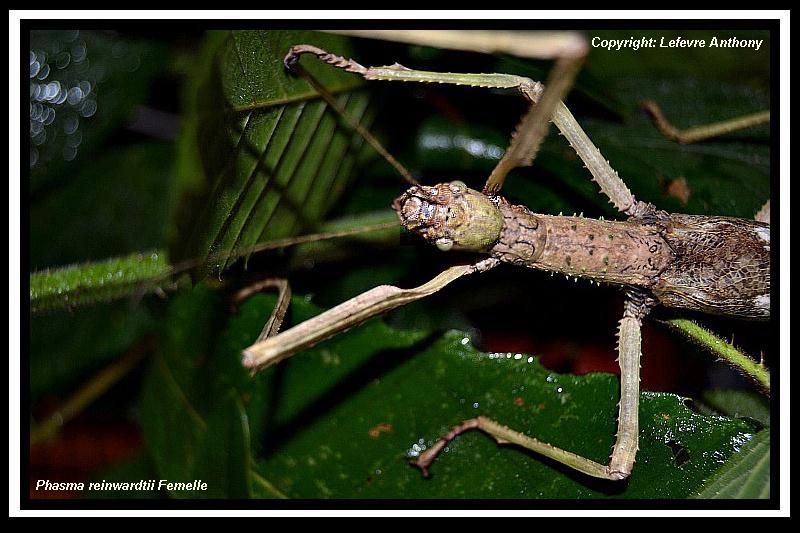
[639,100,771,223]
[285,44,647,217]
[412,294,651,481]
[642,100,770,144]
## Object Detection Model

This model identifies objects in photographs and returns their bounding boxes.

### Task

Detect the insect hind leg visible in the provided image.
[412,293,651,481]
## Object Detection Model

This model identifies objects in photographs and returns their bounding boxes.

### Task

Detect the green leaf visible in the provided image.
[209,291,428,446]
[693,429,770,499]
[139,284,426,498]
[136,279,758,499]
[189,392,252,499]
[172,30,376,277]
[251,330,755,498]
[138,285,223,487]
[702,390,770,427]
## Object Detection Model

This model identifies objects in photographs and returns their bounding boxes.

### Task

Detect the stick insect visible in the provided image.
[237,31,770,482]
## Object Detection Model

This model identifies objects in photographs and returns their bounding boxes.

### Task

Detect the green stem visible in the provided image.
[30,250,172,315]
[661,318,770,394]
[29,213,402,316]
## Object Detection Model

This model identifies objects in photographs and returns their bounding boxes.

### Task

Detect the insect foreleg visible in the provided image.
[241,258,499,373]
[232,278,292,343]
[284,45,542,99]
[285,44,645,216]
[412,293,651,481]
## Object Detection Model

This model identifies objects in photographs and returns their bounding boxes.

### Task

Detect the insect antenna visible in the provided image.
[128,219,401,304]
[170,219,401,280]
[138,57,424,300]
[286,60,419,187]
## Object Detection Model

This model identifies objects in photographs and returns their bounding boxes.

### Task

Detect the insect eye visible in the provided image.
[435,237,454,252]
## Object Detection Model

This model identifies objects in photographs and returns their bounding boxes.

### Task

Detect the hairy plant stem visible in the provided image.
[661,318,770,394]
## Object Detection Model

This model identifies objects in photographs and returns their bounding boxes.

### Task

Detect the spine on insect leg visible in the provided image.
[489,201,674,289]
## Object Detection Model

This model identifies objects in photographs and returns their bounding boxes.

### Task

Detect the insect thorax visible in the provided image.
[393,182,674,286]
[491,206,674,288]
[393,184,770,320]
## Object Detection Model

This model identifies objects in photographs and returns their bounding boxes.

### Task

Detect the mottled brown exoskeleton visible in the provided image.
[240,32,771,481]
[394,182,770,321]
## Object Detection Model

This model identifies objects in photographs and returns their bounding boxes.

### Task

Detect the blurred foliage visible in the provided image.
[30,301,155,401]
[30,143,174,269]
[28,29,771,500]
